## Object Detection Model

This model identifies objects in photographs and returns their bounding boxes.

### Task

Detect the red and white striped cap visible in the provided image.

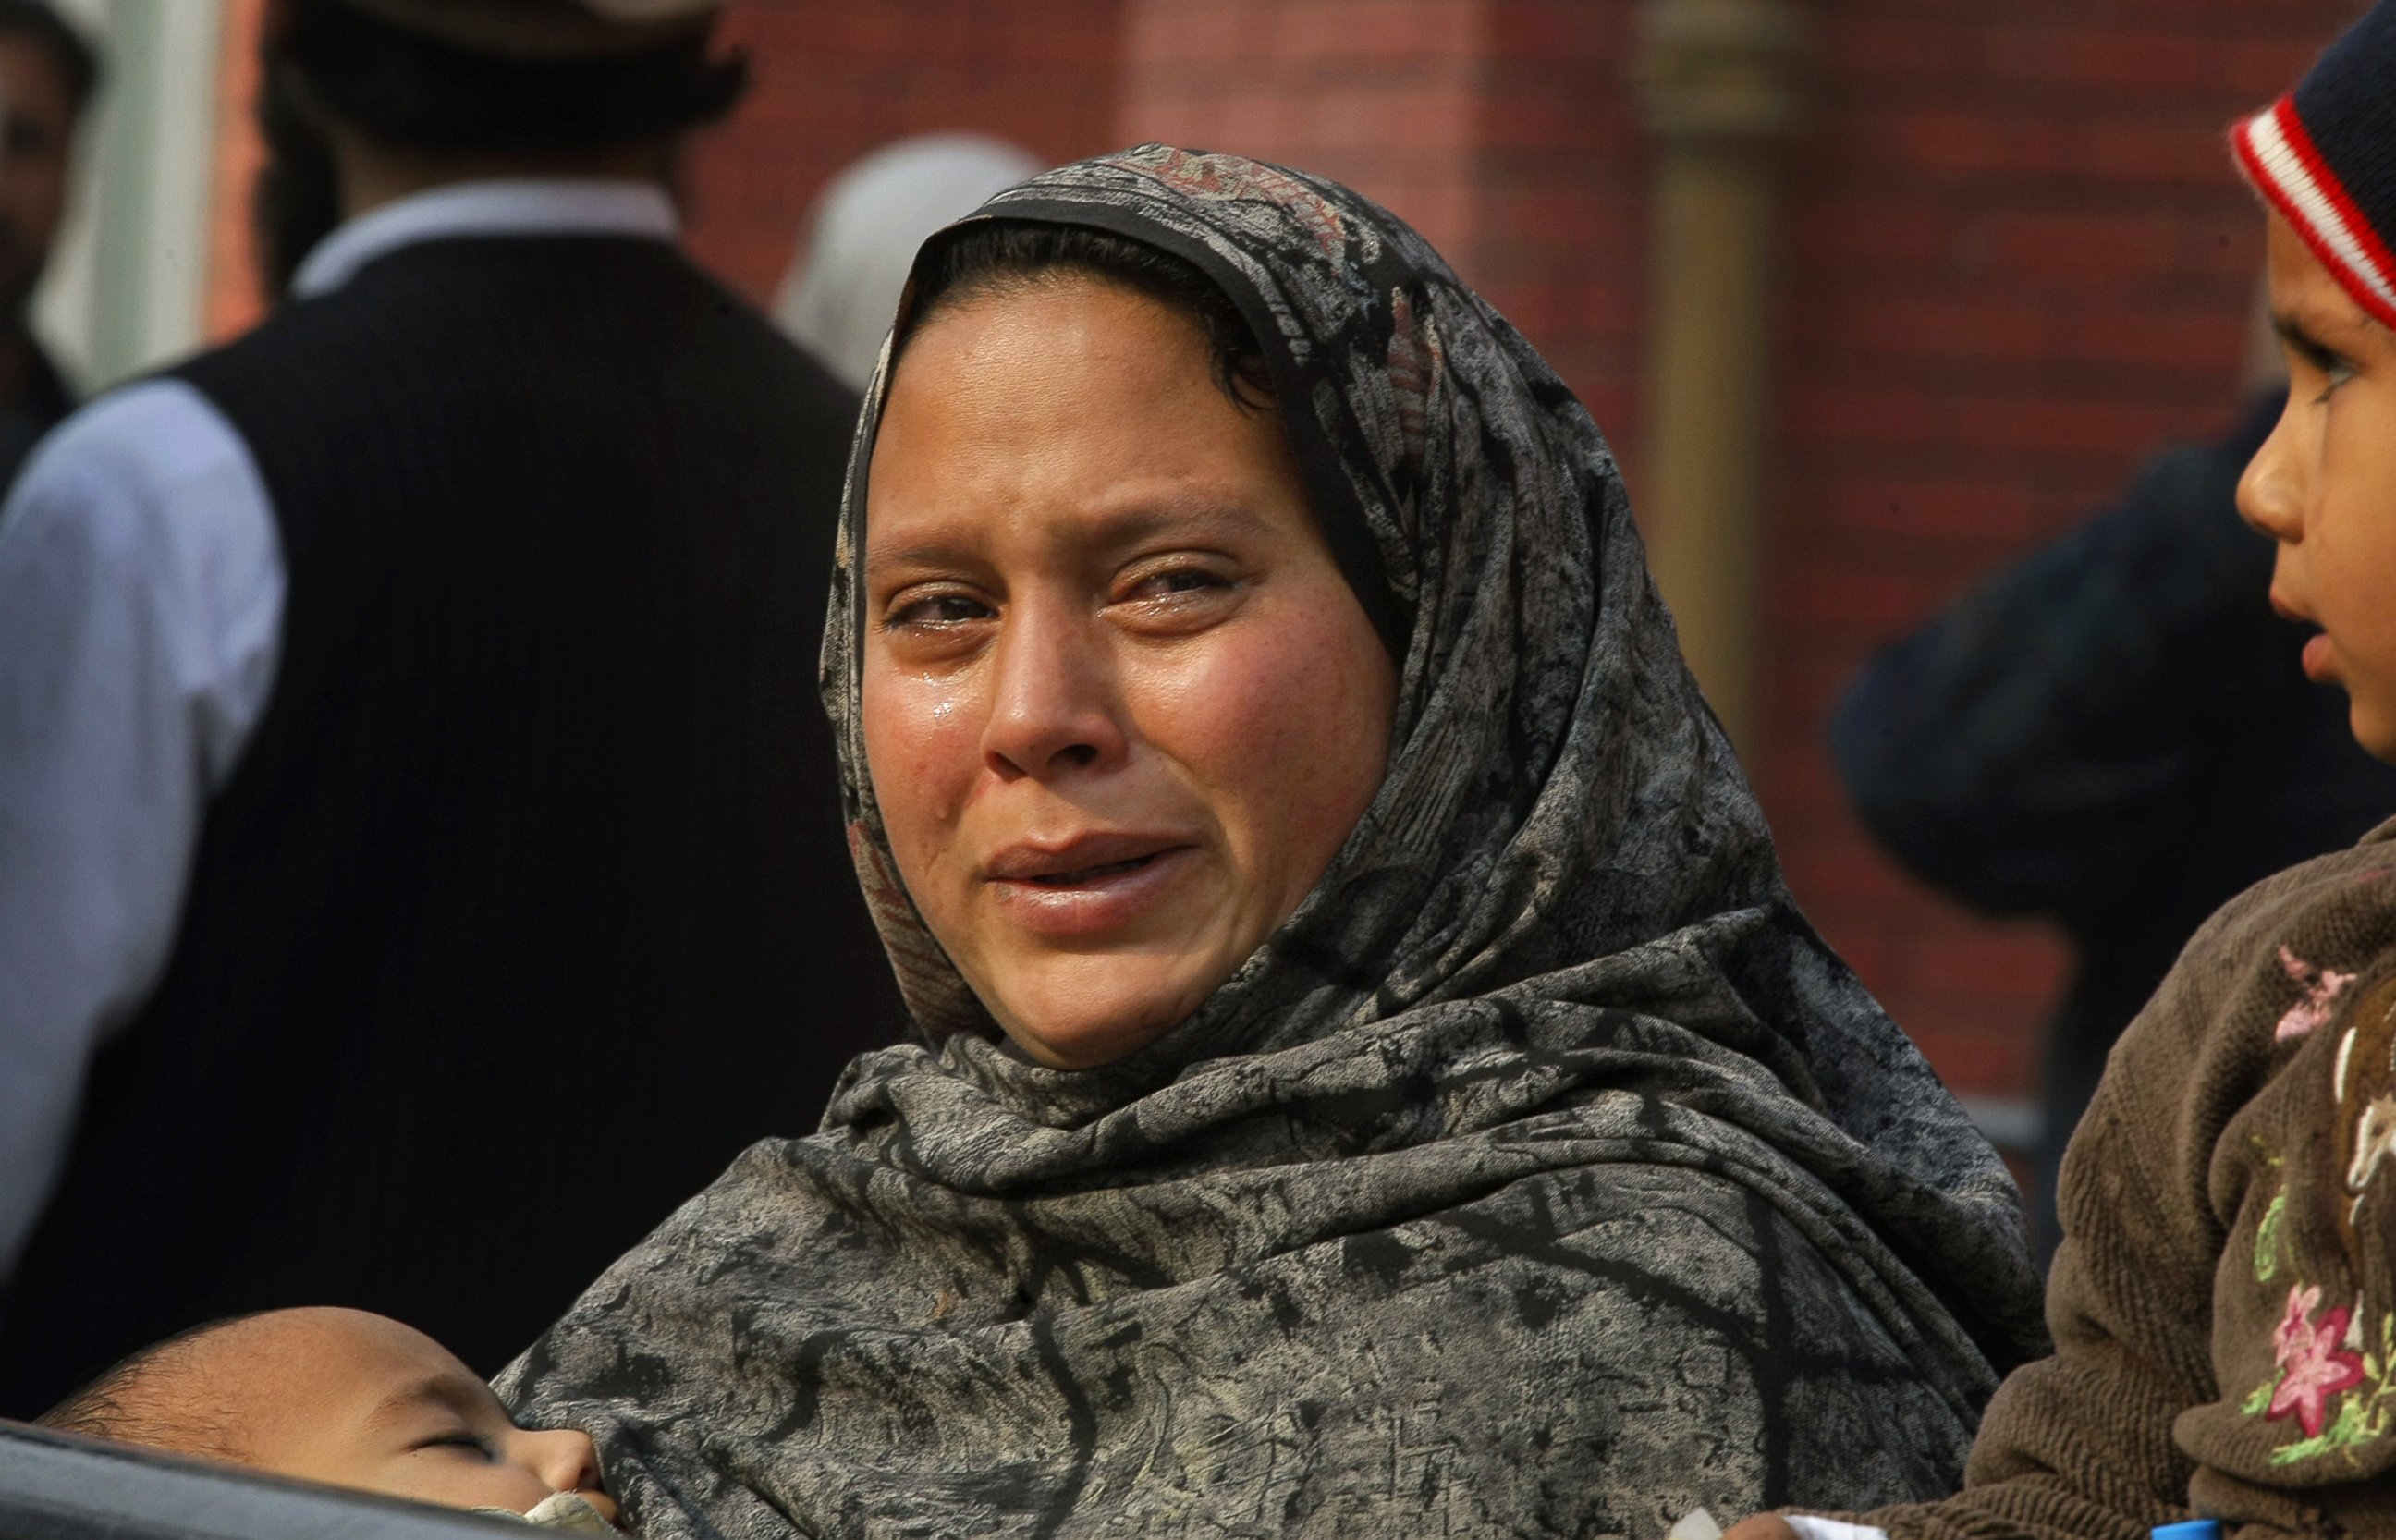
[2231,4,2396,331]
[2234,96,2396,331]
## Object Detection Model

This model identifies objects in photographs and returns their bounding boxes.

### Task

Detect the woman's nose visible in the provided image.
[2238,397,2305,543]
[979,602,1127,779]
[520,1425,604,1497]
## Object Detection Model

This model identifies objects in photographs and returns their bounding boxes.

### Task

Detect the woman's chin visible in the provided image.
[986,968,1213,1070]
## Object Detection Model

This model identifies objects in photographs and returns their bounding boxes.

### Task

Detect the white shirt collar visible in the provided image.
[290,178,681,300]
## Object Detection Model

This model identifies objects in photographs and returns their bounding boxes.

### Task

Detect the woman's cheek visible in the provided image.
[863,669,979,844]
[1134,625,1302,772]
[1143,609,1379,832]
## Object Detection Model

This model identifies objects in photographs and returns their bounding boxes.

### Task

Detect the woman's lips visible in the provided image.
[985,845,1196,937]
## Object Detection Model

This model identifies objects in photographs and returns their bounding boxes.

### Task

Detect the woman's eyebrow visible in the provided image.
[863,505,1277,579]
[1074,502,1277,552]
[862,540,982,579]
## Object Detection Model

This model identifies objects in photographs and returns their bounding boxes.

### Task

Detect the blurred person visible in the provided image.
[1707,3,2396,1536]
[772,131,1041,389]
[0,0,898,1416]
[39,1308,619,1532]
[1829,326,2396,1265]
[0,0,95,493]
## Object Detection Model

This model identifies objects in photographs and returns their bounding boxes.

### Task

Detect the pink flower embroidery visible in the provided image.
[2268,1289,2366,1436]
[2276,1284,2324,1366]
[2276,946,2358,1043]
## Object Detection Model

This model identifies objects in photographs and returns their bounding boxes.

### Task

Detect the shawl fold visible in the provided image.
[503,146,2045,1539]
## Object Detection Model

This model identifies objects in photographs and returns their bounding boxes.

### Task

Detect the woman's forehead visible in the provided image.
[885,279,1213,410]
[864,287,1302,551]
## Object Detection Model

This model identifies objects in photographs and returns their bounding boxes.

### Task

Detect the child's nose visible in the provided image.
[521,1425,604,1498]
[2238,400,2305,543]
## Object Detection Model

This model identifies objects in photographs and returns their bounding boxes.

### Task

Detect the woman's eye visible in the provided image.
[886,592,989,629]
[1124,567,1231,603]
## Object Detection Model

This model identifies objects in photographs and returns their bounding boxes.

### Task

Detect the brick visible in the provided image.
[1820,16,1978,88]
[1977,27,2240,100]
[1950,393,2201,461]
[1812,476,2050,544]
[1976,208,2191,282]
[1779,830,1945,909]
[1790,196,1958,273]
[1912,930,2074,1007]
[1902,1028,2039,1103]
[1482,0,1621,63]
[1291,81,1480,154]
[1269,0,1483,63]
[1783,384,1949,448]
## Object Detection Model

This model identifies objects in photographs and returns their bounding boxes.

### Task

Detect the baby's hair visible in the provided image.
[35,1313,264,1461]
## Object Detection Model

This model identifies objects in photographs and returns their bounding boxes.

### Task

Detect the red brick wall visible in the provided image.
[197,1,2374,1118]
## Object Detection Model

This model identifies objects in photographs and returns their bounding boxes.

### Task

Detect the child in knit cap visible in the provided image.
[1702,4,2396,1537]
[37,1307,617,1533]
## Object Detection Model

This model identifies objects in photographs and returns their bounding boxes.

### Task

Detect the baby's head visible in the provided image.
[37,1307,617,1526]
[2234,0,2396,762]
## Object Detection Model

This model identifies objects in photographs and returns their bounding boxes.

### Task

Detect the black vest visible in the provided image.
[0,235,901,1414]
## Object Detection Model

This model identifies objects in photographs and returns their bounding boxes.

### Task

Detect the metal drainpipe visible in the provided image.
[1633,0,1808,754]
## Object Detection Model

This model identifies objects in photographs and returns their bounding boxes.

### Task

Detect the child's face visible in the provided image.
[193,1308,617,1525]
[2240,210,2396,762]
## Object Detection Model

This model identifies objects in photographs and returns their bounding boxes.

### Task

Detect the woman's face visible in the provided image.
[862,275,1399,1069]
[2240,211,2396,762]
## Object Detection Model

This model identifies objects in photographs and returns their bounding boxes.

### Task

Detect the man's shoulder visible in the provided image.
[0,377,277,671]
[180,242,860,431]
[16,378,256,515]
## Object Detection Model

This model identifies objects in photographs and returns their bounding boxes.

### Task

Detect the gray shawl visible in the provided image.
[502,146,2046,1540]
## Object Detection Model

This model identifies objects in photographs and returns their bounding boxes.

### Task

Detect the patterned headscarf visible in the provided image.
[503,147,2046,1539]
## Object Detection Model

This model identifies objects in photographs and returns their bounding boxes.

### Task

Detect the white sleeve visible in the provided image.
[0,378,284,1281]
[1784,1520,1890,1540]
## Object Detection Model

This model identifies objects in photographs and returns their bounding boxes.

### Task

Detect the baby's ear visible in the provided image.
[1719,1519,1803,1540]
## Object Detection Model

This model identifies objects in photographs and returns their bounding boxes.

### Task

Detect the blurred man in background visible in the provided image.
[0,0,896,1414]
[0,0,94,494]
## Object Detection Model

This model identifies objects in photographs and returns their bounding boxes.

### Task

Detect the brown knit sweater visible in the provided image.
[1859,820,2396,1539]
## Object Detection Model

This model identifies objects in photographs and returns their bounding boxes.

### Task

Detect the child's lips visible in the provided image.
[2303,630,2339,683]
